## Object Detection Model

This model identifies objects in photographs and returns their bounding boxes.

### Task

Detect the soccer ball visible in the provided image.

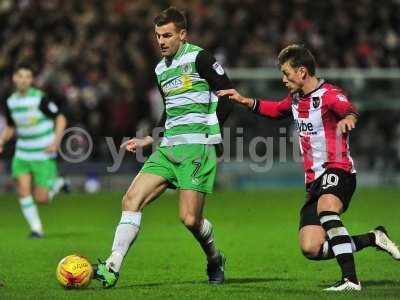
[56,255,93,288]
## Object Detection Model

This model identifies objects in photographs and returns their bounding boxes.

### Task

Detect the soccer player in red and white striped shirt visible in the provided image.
[218,44,400,291]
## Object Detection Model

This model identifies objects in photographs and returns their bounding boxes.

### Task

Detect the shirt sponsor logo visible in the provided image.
[295,120,314,133]
[162,78,183,93]
[212,62,225,75]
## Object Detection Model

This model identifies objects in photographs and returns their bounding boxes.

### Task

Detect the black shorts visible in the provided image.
[299,168,356,229]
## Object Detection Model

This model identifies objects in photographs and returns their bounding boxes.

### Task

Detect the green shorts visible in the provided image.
[141,144,217,194]
[11,157,57,189]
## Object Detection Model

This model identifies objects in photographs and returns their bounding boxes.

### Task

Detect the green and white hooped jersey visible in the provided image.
[7,88,55,161]
[155,43,221,146]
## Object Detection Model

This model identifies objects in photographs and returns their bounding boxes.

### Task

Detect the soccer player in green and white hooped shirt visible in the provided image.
[0,63,68,238]
[93,7,234,287]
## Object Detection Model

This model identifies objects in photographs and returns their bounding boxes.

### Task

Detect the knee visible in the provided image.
[122,190,142,211]
[17,188,31,199]
[180,214,201,231]
[300,241,322,260]
[35,194,49,204]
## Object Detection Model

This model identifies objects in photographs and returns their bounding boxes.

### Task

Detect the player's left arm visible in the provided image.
[39,96,67,153]
[326,91,359,134]
[195,50,234,126]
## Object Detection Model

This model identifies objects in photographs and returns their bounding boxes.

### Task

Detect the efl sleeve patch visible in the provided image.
[212,62,225,75]
[48,102,59,113]
[336,94,348,102]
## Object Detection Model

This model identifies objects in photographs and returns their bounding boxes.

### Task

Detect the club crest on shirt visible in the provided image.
[312,97,320,108]
[180,63,192,74]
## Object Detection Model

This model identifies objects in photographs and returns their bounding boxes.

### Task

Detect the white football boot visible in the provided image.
[324,278,362,291]
[371,226,400,260]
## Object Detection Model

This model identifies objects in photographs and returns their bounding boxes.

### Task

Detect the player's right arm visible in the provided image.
[121,75,165,153]
[217,89,292,119]
[0,102,16,154]
[121,136,154,153]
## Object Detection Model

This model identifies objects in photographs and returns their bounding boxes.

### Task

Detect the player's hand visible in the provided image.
[337,115,357,134]
[120,136,154,153]
[217,89,254,108]
[45,142,59,153]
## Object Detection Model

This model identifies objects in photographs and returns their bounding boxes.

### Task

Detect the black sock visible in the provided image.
[351,233,375,251]
[313,232,376,261]
[319,211,358,283]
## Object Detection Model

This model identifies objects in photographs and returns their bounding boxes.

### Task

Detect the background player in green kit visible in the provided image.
[93,7,233,287]
[0,63,68,238]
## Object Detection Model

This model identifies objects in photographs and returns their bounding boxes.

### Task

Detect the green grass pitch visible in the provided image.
[0,187,399,299]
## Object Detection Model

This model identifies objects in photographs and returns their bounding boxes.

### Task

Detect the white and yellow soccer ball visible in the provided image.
[56,255,93,288]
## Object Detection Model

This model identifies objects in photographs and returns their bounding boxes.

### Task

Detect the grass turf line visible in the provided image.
[0,188,399,299]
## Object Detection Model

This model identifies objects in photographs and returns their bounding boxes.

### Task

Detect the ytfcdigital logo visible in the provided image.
[58,126,346,173]
[58,127,93,163]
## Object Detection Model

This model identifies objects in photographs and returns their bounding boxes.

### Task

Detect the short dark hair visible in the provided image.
[278,44,316,76]
[154,7,187,30]
[14,61,35,74]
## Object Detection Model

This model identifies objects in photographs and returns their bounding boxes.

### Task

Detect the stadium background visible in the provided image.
[0,1,400,299]
[0,0,399,191]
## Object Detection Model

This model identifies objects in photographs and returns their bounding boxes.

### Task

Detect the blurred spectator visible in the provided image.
[0,0,399,166]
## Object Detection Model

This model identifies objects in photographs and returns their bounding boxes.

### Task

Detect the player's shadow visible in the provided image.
[117,277,293,290]
[362,280,400,287]
[43,232,90,239]
[225,277,293,284]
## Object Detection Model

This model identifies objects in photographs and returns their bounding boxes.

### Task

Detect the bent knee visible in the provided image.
[35,195,50,204]
[180,214,201,230]
[122,191,143,211]
[301,242,323,260]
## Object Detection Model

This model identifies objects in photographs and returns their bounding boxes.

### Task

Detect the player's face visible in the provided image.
[155,22,186,58]
[13,69,33,93]
[280,61,306,93]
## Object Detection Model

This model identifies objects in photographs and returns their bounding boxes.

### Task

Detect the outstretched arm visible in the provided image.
[120,136,154,153]
[217,89,292,119]
[121,75,164,153]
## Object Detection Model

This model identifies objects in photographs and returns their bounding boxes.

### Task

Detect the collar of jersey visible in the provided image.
[298,79,325,98]
[165,42,188,66]
[15,87,36,98]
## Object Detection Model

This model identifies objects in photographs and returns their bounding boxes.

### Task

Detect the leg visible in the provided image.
[300,224,377,261]
[33,186,50,204]
[179,190,224,284]
[299,201,384,261]
[16,174,43,236]
[317,193,359,286]
[299,225,327,260]
[31,159,62,202]
[105,173,168,272]
[179,190,219,261]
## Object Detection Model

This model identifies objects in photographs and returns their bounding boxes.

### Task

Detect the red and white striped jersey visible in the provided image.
[254,80,357,184]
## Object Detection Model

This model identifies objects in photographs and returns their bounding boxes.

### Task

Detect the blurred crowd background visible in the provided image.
[0,0,399,175]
